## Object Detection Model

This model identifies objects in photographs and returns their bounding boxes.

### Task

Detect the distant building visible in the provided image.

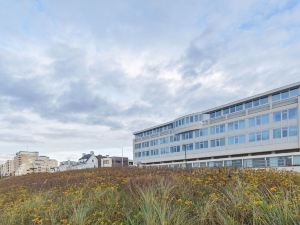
[76,151,98,169]
[0,151,58,176]
[56,151,98,172]
[101,156,129,167]
[0,160,14,177]
[96,155,105,168]
[58,160,78,172]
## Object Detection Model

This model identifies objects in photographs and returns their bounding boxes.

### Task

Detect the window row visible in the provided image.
[158,155,300,169]
[135,123,173,138]
[272,87,299,102]
[228,135,246,145]
[210,97,269,119]
[135,109,297,150]
[174,114,208,128]
[273,126,298,139]
[135,127,298,158]
[248,114,269,127]
[273,108,297,122]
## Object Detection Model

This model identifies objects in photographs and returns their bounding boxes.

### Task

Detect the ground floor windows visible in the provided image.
[155,155,300,169]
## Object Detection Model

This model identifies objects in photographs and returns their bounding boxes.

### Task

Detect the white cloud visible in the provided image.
[0,0,300,162]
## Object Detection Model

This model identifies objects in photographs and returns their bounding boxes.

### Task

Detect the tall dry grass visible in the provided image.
[0,168,299,225]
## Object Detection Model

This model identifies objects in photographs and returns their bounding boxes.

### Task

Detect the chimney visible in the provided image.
[90,151,94,155]
[82,153,86,157]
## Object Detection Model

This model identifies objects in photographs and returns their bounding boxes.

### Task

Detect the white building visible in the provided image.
[76,151,98,169]
[133,82,300,171]
[56,151,99,171]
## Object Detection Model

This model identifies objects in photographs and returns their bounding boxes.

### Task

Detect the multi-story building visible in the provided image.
[0,160,14,177]
[0,151,58,176]
[14,151,39,175]
[133,82,300,171]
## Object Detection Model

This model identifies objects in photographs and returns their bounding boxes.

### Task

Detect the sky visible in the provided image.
[0,0,300,163]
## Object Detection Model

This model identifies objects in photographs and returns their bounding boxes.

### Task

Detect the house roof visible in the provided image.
[79,154,92,160]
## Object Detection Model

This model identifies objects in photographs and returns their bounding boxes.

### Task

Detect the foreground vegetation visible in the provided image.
[0,168,300,225]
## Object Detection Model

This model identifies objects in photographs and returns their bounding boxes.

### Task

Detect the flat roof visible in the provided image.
[133,81,300,135]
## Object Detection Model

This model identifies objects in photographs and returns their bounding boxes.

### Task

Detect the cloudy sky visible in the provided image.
[0,0,300,162]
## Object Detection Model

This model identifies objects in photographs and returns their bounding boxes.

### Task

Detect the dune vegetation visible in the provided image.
[0,168,300,225]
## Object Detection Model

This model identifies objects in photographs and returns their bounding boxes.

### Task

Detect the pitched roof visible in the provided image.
[79,154,92,160]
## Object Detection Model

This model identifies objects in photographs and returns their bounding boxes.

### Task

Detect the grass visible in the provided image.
[0,168,300,225]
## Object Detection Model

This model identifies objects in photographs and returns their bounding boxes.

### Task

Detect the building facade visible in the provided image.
[101,157,129,167]
[133,82,300,171]
[0,160,14,177]
[0,151,58,176]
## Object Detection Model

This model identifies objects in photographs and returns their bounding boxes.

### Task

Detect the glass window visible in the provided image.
[230,106,236,113]
[262,130,269,140]
[236,104,243,111]
[273,128,281,139]
[220,138,225,146]
[288,108,297,119]
[253,99,260,107]
[244,159,253,168]
[252,158,266,168]
[248,118,255,127]
[272,93,281,102]
[260,97,268,105]
[210,127,215,135]
[282,110,288,120]
[216,111,222,117]
[220,124,225,133]
[256,116,261,125]
[293,156,300,166]
[234,122,239,129]
[281,91,289,99]
[228,136,234,145]
[289,126,298,137]
[190,116,194,123]
[232,159,243,168]
[199,162,206,167]
[223,108,229,115]
[245,101,253,109]
[228,122,234,131]
[273,111,281,122]
[204,141,208,148]
[239,135,246,144]
[261,114,269,125]
[239,120,245,129]
[290,88,299,97]
[210,140,215,148]
[256,132,262,141]
[249,133,255,142]
[282,127,288,138]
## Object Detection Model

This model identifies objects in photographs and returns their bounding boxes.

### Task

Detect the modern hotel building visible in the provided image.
[133,82,300,170]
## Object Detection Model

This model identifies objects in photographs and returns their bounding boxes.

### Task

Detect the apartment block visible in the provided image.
[1,151,58,176]
[133,82,300,171]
